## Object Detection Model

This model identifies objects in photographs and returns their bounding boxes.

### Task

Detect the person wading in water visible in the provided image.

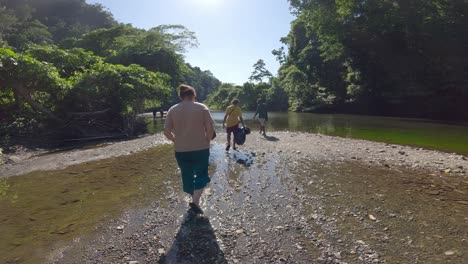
[164,85,215,214]
[223,98,246,151]
[253,98,268,136]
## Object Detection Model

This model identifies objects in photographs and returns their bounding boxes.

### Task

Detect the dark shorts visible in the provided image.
[226,124,239,134]
[175,149,210,195]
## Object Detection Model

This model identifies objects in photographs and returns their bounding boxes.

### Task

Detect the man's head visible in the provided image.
[231,98,240,105]
[179,84,196,101]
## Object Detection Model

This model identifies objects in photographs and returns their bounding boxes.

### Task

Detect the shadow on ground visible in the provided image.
[159,210,227,264]
[262,135,280,142]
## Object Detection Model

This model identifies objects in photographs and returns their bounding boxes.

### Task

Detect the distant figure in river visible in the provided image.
[223,98,246,151]
[253,99,268,136]
[152,109,157,120]
[164,85,215,215]
[159,108,164,118]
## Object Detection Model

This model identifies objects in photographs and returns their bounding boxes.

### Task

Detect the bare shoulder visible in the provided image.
[167,104,180,114]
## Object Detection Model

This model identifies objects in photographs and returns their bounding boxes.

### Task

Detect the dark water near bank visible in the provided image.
[147,112,468,155]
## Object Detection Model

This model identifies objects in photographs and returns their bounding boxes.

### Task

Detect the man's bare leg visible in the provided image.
[226,132,231,151]
[192,188,204,206]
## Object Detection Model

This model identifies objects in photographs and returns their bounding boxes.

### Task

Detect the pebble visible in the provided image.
[235,229,244,235]
[128,261,139,264]
[368,214,377,221]
[444,250,455,256]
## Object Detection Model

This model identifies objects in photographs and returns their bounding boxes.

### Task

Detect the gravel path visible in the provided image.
[30,132,467,264]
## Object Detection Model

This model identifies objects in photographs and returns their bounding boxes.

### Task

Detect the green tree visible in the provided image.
[68,62,171,115]
[0,47,69,121]
[2,0,116,42]
[5,20,53,49]
[0,7,18,42]
[249,59,272,83]
[280,0,468,119]
[150,24,199,53]
[25,45,101,77]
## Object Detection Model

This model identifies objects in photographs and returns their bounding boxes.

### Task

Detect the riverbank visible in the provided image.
[1,131,467,178]
[54,132,468,263]
[1,132,468,263]
[0,134,170,178]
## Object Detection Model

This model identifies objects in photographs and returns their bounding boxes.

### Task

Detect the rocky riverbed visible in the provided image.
[1,132,468,263]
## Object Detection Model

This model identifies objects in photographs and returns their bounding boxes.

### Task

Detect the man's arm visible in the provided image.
[239,115,246,127]
[253,106,259,119]
[204,109,215,140]
[163,111,175,142]
[164,128,174,142]
[222,115,227,129]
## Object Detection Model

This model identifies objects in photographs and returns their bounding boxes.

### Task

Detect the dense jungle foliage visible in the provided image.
[277,0,468,119]
[0,0,221,146]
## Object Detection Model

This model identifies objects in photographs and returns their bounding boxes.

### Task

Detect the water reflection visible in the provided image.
[208,111,468,154]
[143,110,468,153]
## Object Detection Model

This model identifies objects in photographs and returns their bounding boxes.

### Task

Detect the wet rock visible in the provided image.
[398,151,406,155]
[426,190,441,195]
[356,240,365,245]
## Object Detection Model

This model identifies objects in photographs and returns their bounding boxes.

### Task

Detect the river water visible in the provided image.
[148,112,468,155]
[1,113,468,263]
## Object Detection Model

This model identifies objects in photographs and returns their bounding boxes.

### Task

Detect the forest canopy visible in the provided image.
[0,0,221,146]
[278,0,468,119]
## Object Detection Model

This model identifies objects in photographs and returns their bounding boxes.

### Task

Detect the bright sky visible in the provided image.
[86,0,295,85]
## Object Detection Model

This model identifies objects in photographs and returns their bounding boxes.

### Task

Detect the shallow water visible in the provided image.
[0,145,179,264]
[147,112,468,154]
[218,112,468,155]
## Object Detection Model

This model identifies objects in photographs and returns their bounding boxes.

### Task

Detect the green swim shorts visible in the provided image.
[175,148,210,195]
